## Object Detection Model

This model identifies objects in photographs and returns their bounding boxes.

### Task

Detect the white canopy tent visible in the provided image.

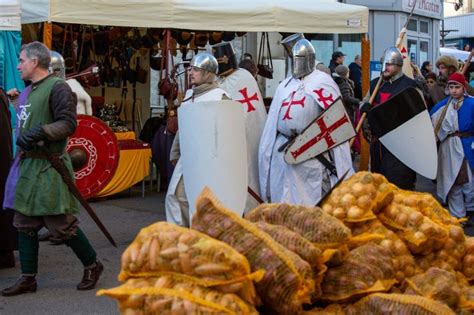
[20,0,368,34]
[1,0,21,31]
[439,47,472,62]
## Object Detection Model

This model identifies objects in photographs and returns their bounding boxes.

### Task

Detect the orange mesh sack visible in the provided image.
[403,267,461,309]
[462,237,474,280]
[321,171,394,222]
[245,203,351,249]
[345,293,455,315]
[320,243,397,302]
[378,202,448,255]
[416,224,465,272]
[252,222,323,268]
[303,304,345,315]
[118,222,260,305]
[458,285,474,314]
[348,219,416,282]
[253,221,326,297]
[391,188,459,227]
[192,188,315,315]
[97,274,258,315]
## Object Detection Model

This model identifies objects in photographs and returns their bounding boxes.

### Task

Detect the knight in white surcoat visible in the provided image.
[165,52,229,227]
[259,38,353,206]
[49,51,92,115]
[212,42,267,212]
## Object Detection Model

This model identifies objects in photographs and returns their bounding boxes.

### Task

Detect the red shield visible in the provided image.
[66,115,119,199]
[284,97,356,164]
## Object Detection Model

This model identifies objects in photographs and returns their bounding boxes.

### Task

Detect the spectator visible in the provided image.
[421,61,433,78]
[411,63,430,105]
[329,51,345,74]
[333,64,359,123]
[429,55,474,108]
[464,43,471,52]
[349,55,362,100]
[425,72,437,100]
[430,72,474,223]
[239,58,258,78]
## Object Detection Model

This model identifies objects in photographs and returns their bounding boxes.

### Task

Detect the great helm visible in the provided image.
[212,42,238,76]
[49,51,66,79]
[381,46,403,72]
[292,39,315,79]
[281,33,305,57]
[190,52,219,74]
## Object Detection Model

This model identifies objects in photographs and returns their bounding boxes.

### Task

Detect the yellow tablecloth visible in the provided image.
[95,147,151,197]
[114,131,136,140]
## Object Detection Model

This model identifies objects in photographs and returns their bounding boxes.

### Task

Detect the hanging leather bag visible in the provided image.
[257,32,274,79]
[158,30,178,100]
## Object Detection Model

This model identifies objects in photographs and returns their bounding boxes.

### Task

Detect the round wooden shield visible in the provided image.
[66,115,119,199]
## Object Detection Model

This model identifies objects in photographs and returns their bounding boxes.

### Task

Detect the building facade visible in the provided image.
[344,0,443,66]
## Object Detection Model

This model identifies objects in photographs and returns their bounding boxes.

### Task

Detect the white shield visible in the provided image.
[179,100,248,218]
[284,97,356,164]
[379,110,438,179]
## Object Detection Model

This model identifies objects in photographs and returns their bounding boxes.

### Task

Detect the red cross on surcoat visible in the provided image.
[281,91,305,120]
[237,87,258,113]
[290,114,350,160]
[313,88,335,108]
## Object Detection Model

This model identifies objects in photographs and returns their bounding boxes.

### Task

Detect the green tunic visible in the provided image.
[13,76,79,216]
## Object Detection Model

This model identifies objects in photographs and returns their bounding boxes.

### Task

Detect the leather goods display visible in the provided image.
[158,30,178,101]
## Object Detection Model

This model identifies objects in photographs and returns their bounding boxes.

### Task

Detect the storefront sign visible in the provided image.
[403,0,443,19]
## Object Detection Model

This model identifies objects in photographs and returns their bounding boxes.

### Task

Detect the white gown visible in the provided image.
[66,78,92,115]
[218,68,267,212]
[431,98,472,202]
[259,70,353,206]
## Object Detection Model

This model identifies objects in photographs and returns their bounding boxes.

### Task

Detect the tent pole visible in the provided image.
[358,33,370,171]
[43,22,53,49]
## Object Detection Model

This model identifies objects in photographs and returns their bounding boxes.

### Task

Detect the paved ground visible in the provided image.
[0,187,166,315]
[0,174,472,314]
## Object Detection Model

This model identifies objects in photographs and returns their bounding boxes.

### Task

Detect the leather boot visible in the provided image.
[77,260,103,290]
[2,276,37,296]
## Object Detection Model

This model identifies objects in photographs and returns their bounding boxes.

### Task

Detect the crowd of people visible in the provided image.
[1,35,473,299]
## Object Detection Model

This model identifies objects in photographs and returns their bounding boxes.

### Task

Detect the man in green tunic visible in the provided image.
[2,42,103,296]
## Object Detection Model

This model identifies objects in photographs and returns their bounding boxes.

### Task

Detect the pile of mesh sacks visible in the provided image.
[99,172,474,315]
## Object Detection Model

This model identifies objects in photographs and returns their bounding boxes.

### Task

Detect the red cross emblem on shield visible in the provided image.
[283,98,356,165]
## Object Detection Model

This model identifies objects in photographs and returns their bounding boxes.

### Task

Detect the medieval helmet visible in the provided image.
[49,51,66,79]
[281,33,305,57]
[292,39,315,79]
[190,52,218,74]
[212,42,238,76]
[381,46,403,72]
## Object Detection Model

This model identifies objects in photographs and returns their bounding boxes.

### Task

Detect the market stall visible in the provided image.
[16,0,370,198]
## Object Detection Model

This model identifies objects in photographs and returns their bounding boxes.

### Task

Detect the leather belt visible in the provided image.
[448,131,474,138]
[21,151,63,160]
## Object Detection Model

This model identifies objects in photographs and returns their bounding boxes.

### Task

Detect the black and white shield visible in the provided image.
[367,87,437,179]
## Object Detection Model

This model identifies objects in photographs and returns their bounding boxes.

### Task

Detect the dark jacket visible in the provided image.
[334,76,359,123]
[0,88,17,251]
[349,62,362,99]
[328,60,339,74]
